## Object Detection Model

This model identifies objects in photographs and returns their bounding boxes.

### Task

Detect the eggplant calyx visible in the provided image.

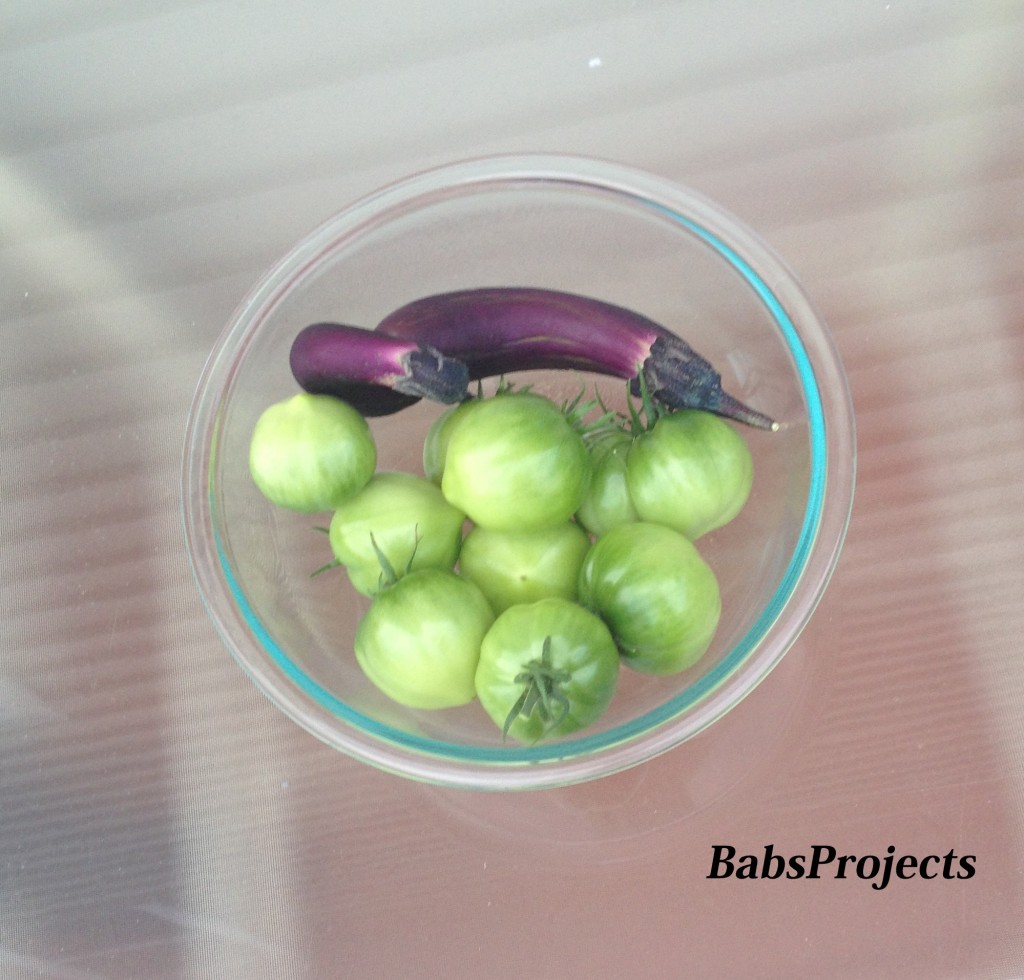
[638,334,778,431]
[396,345,470,404]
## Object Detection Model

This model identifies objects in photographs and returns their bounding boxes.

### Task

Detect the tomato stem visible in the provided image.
[502,636,572,741]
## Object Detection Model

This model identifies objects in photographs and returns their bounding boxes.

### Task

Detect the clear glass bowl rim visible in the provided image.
[181,153,856,790]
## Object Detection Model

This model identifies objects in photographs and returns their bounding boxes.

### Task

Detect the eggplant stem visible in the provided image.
[638,335,778,431]
[712,391,781,431]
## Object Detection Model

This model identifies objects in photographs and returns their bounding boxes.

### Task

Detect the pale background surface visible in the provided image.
[3,2,1024,977]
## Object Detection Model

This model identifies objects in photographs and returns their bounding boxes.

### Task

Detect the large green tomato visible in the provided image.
[577,522,721,675]
[575,430,639,536]
[328,471,466,596]
[475,598,619,743]
[626,409,753,540]
[441,392,590,531]
[354,569,494,709]
[458,521,591,614]
[249,392,376,512]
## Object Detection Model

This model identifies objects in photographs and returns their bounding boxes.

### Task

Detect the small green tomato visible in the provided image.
[625,409,753,540]
[441,392,590,532]
[354,569,494,709]
[329,472,466,596]
[577,521,721,675]
[458,521,591,614]
[576,430,639,536]
[475,598,619,743]
[422,399,479,484]
[248,392,376,512]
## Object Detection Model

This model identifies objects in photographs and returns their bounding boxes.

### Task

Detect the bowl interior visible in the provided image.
[185,156,851,786]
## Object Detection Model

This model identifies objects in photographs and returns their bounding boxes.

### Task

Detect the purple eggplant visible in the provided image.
[375,288,777,430]
[289,322,469,415]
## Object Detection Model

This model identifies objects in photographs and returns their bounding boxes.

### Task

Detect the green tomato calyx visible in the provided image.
[624,370,667,435]
[502,636,572,742]
[560,383,623,442]
[310,525,341,578]
[310,558,343,578]
[370,528,421,592]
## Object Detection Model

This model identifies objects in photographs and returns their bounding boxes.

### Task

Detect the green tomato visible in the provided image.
[422,399,478,484]
[355,569,494,709]
[577,522,721,675]
[458,521,591,614]
[441,392,590,531]
[475,598,619,743]
[626,409,753,540]
[576,430,639,536]
[249,392,376,512]
[329,471,466,596]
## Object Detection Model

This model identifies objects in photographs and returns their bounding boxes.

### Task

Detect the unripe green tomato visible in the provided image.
[441,392,590,532]
[422,399,479,484]
[249,392,376,512]
[355,569,494,709]
[459,521,591,614]
[475,598,619,743]
[576,430,640,536]
[626,410,753,540]
[577,521,721,675]
[329,472,466,596]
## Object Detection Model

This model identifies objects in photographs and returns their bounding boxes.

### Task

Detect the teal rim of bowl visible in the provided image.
[209,188,827,767]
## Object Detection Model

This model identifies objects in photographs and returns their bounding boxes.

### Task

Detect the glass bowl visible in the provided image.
[181,154,855,790]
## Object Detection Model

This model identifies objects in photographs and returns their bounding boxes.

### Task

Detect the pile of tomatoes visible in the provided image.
[248,384,753,743]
